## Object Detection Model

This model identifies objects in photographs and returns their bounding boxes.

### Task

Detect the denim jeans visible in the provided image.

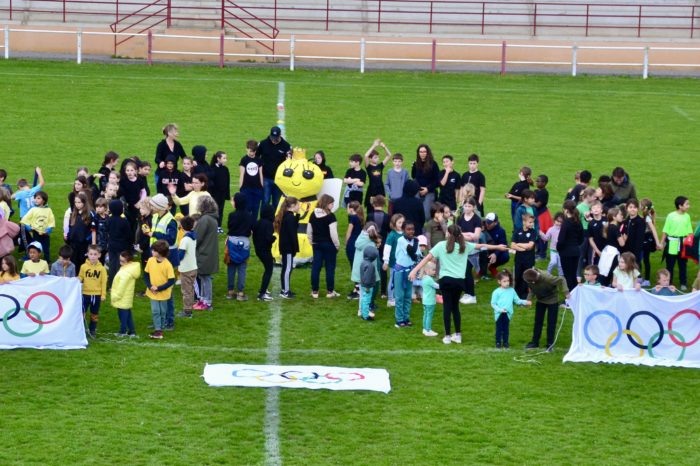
[150,299,168,331]
[263,178,282,209]
[241,187,264,221]
[311,242,337,292]
[227,261,248,293]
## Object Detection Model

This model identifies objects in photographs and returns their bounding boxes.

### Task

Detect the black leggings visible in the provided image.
[257,251,274,295]
[561,254,579,292]
[440,276,464,335]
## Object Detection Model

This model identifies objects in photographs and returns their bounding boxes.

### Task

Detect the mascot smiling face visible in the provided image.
[273,148,324,263]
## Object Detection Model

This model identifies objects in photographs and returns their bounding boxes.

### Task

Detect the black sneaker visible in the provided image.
[165,325,175,331]
[177,311,192,318]
[496,343,501,349]
[394,322,407,328]
[361,316,375,321]
[525,342,538,349]
[279,291,292,299]
[347,291,360,300]
[405,321,413,327]
[545,345,554,353]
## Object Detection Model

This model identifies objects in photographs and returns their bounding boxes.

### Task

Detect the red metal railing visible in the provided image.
[1,1,699,39]
[110,0,167,53]
[221,0,279,54]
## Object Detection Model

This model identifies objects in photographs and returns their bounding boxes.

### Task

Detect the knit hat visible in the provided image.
[150,194,169,211]
[192,145,207,161]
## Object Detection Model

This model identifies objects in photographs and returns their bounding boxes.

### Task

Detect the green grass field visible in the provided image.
[1,60,700,465]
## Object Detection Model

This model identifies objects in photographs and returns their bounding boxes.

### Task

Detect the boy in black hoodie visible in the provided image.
[226,193,255,301]
[106,199,133,288]
[253,204,276,301]
[392,180,426,235]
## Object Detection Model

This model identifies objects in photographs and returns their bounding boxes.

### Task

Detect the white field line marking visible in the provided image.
[2,71,700,99]
[98,337,516,356]
[672,105,695,121]
[263,81,286,466]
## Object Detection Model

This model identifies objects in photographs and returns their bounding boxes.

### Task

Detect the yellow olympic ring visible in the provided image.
[605,330,644,358]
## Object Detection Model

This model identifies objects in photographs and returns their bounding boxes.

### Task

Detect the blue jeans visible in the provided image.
[241,187,264,221]
[227,260,248,293]
[263,178,282,209]
[393,268,413,324]
[150,300,168,331]
[166,297,174,328]
[311,242,337,292]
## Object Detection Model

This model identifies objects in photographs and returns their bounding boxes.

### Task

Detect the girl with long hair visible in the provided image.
[276,197,301,298]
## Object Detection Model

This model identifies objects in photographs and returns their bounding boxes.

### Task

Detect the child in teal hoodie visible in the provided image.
[491,270,531,348]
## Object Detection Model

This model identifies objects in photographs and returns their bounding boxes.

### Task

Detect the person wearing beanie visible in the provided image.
[191,145,214,191]
[156,154,183,199]
[225,193,255,301]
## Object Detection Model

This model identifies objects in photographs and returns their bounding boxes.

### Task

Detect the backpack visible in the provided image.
[226,237,250,264]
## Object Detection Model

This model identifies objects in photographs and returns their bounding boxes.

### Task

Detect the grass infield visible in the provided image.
[1,60,699,465]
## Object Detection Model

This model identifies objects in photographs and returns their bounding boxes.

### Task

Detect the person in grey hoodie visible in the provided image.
[359,244,379,321]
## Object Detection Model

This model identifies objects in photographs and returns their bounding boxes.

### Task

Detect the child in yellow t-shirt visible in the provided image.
[0,256,20,284]
[78,244,108,338]
[20,241,49,277]
[145,240,175,340]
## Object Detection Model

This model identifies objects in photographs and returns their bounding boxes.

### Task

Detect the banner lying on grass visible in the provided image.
[564,286,700,368]
[0,276,87,350]
[203,364,391,393]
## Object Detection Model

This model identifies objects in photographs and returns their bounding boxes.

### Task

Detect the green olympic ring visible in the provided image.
[3,308,43,337]
[647,330,686,362]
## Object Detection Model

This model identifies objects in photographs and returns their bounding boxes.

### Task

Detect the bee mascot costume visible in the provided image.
[272,147,324,264]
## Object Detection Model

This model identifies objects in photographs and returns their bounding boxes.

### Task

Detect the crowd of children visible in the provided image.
[1,128,699,349]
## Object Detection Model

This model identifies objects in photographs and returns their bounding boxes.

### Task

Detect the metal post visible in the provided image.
[481,2,485,35]
[4,26,9,59]
[377,0,382,33]
[431,39,436,73]
[500,40,506,75]
[147,30,153,65]
[77,29,82,64]
[167,0,172,28]
[637,5,642,38]
[533,2,537,36]
[360,37,365,73]
[63,0,66,22]
[10,0,13,20]
[643,46,649,79]
[325,0,329,31]
[585,4,589,36]
[219,32,224,68]
[691,5,696,39]
[220,0,224,29]
[429,1,433,34]
[289,35,295,71]
[571,44,577,77]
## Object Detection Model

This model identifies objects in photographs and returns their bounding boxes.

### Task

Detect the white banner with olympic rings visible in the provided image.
[564,286,700,368]
[203,364,391,393]
[0,276,87,350]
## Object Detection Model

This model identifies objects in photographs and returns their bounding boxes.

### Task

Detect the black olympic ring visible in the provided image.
[0,294,20,323]
[626,311,664,349]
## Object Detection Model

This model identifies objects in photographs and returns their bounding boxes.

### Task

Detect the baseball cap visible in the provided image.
[484,212,498,224]
[270,126,281,138]
[27,241,43,253]
[417,235,428,247]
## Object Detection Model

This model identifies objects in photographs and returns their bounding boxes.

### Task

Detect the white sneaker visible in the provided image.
[357,309,362,317]
[387,299,395,307]
[423,329,438,337]
[459,294,477,305]
[451,333,462,344]
[442,335,452,344]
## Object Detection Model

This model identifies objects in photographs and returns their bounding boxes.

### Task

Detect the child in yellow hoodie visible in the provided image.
[78,245,108,338]
[111,250,141,337]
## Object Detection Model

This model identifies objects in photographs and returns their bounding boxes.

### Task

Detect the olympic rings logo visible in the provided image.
[0,292,64,338]
[231,368,366,385]
[584,308,700,361]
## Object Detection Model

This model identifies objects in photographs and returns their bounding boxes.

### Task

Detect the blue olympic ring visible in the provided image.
[626,311,664,349]
[584,310,622,349]
[0,294,20,323]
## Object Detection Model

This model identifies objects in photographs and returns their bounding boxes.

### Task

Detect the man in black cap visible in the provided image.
[256,126,291,208]
[480,212,510,277]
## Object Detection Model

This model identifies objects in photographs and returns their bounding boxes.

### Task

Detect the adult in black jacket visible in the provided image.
[257,126,291,208]
[557,200,584,292]
[210,151,231,229]
[392,180,426,235]
[411,144,440,221]
[155,124,186,170]
[253,204,276,301]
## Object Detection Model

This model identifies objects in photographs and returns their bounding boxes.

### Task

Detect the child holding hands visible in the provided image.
[491,270,531,349]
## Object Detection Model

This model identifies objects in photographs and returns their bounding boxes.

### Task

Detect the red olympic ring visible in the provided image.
[24,291,63,325]
[668,309,700,347]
